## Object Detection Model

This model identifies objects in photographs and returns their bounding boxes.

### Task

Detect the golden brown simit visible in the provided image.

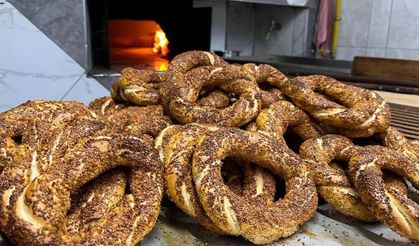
[111,67,162,105]
[247,99,323,141]
[89,96,172,137]
[300,135,408,222]
[348,146,419,242]
[240,63,287,108]
[299,135,374,221]
[280,75,391,137]
[377,126,419,161]
[192,128,318,244]
[160,51,262,126]
[156,124,275,234]
[0,101,164,246]
[160,50,228,113]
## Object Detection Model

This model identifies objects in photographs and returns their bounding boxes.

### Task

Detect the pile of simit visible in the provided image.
[0,51,417,245]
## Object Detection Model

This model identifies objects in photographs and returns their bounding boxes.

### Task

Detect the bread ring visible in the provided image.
[281,75,391,137]
[89,97,172,137]
[167,50,228,74]
[249,100,323,142]
[0,100,100,176]
[161,51,228,113]
[111,67,161,105]
[192,128,317,244]
[156,124,275,234]
[378,126,419,161]
[0,101,104,244]
[348,146,419,241]
[14,133,161,245]
[241,63,287,108]
[300,135,370,221]
[0,101,164,245]
[162,65,261,126]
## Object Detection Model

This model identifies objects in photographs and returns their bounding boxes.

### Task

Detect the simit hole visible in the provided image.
[258,83,275,91]
[273,176,286,201]
[283,129,303,154]
[352,137,380,146]
[198,87,213,99]
[313,88,346,106]
[330,160,349,175]
[222,157,244,196]
[12,135,23,145]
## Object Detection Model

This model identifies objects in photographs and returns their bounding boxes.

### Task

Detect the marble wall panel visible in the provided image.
[0,1,109,112]
[62,75,109,104]
[8,0,88,68]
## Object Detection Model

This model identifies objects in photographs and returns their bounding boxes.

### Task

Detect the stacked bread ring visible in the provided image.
[1,50,418,245]
[0,99,169,245]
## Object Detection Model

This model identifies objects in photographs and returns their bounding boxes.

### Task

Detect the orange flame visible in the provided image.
[153,29,169,56]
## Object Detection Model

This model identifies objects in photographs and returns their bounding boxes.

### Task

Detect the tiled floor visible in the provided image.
[0,1,109,113]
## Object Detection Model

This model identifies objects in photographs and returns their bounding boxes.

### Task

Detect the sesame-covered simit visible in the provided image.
[299,134,408,222]
[279,75,391,138]
[191,128,318,244]
[0,100,164,245]
[156,123,276,234]
[348,146,419,242]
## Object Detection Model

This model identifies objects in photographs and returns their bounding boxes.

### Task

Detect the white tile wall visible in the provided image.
[367,0,392,48]
[335,47,366,60]
[385,48,419,60]
[226,2,254,56]
[387,0,419,50]
[292,9,309,56]
[254,5,295,56]
[366,48,385,57]
[338,0,373,48]
[337,0,419,61]
[0,1,110,112]
[253,5,309,56]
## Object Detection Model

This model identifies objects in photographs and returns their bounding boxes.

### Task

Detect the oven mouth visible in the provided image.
[86,0,211,82]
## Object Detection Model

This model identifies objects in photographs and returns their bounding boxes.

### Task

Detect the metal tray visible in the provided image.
[141,201,416,246]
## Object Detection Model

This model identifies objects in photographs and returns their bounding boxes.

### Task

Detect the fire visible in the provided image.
[153,29,169,57]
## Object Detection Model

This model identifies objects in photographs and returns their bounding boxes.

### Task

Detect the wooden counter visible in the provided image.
[375,90,419,107]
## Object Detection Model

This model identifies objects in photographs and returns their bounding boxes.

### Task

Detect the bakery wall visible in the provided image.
[196,0,318,57]
[336,0,419,60]
[0,0,107,112]
[197,0,419,61]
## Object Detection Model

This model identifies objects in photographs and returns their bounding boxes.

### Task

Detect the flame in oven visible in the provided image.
[153,29,169,57]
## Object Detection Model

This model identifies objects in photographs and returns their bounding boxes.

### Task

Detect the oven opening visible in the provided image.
[108,20,169,71]
[87,0,212,77]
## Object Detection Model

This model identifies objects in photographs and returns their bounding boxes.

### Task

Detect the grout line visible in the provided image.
[291,8,296,55]
[59,72,85,101]
[337,45,419,51]
[384,0,394,56]
[365,0,374,48]
[251,3,255,55]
